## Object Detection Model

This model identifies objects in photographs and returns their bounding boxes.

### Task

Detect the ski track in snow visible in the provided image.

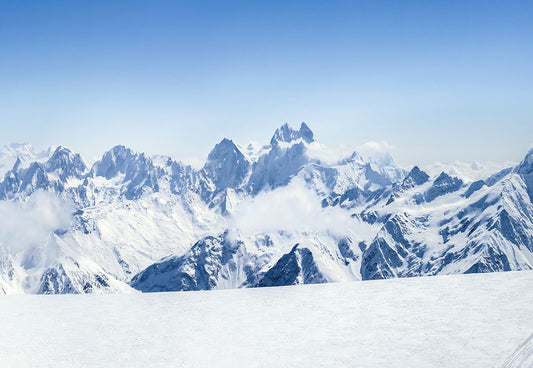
[501,332,533,368]
[0,270,531,368]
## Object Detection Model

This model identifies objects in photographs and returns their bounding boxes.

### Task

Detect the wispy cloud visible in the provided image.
[305,142,354,165]
[0,190,73,254]
[229,178,355,236]
[357,141,396,157]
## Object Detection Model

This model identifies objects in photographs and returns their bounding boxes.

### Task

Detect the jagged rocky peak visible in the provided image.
[20,162,49,192]
[38,264,114,294]
[104,144,135,161]
[1,142,36,157]
[92,145,149,179]
[130,233,247,292]
[425,171,464,202]
[203,138,250,192]
[12,157,22,172]
[464,179,486,198]
[0,142,51,178]
[44,146,87,179]
[342,151,364,164]
[387,166,430,204]
[434,172,463,186]
[88,145,161,199]
[517,148,533,174]
[516,148,533,201]
[206,138,242,162]
[256,244,326,287]
[270,122,314,146]
[404,166,430,186]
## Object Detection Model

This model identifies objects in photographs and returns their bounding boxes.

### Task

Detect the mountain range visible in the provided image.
[0,123,532,294]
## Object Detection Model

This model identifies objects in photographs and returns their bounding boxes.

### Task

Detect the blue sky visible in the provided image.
[1,0,532,166]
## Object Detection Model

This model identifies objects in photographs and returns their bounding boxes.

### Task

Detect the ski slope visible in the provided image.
[502,332,533,368]
[0,271,531,367]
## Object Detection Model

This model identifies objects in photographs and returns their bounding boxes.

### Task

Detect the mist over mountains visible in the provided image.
[0,123,532,294]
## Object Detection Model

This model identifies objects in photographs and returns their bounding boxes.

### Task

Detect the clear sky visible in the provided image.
[1,0,532,166]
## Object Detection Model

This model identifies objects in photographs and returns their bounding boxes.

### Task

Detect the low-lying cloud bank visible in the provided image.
[229,178,357,236]
[0,190,73,253]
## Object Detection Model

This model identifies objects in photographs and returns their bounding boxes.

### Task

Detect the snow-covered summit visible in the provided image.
[45,146,87,180]
[0,123,532,295]
[517,148,533,171]
[270,122,314,146]
[404,166,430,187]
[203,138,250,194]
[422,160,516,183]
[91,145,142,179]
[0,143,51,178]
[1,142,35,157]
[515,148,533,201]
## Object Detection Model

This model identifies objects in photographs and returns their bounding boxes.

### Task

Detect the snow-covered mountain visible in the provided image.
[421,160,516,183]
[0,143,52,179]
[0,123,531,294]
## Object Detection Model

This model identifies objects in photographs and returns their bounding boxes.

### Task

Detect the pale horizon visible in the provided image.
[0,121,525,172]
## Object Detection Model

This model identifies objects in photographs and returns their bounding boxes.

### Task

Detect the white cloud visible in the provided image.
[421,160,516,182]
[305,142,354,165]
[180,155,208,170]
[357,140,396,156]
[0,190,74,254]
[229,178,355,236]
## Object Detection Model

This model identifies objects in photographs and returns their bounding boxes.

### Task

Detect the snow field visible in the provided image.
[0,270,531,367]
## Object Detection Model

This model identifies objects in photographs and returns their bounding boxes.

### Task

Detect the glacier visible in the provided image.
[0,122,532,294]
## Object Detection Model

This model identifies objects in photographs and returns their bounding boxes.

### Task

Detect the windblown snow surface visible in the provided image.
[502,332,533,368]
[0,270,531,368]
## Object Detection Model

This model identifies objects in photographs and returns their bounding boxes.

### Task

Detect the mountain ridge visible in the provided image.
[0,123,531,294]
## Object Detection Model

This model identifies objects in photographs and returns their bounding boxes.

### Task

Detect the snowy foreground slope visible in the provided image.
[0,271,531,368]
[0,123,532,293]
[502,333,533,368]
